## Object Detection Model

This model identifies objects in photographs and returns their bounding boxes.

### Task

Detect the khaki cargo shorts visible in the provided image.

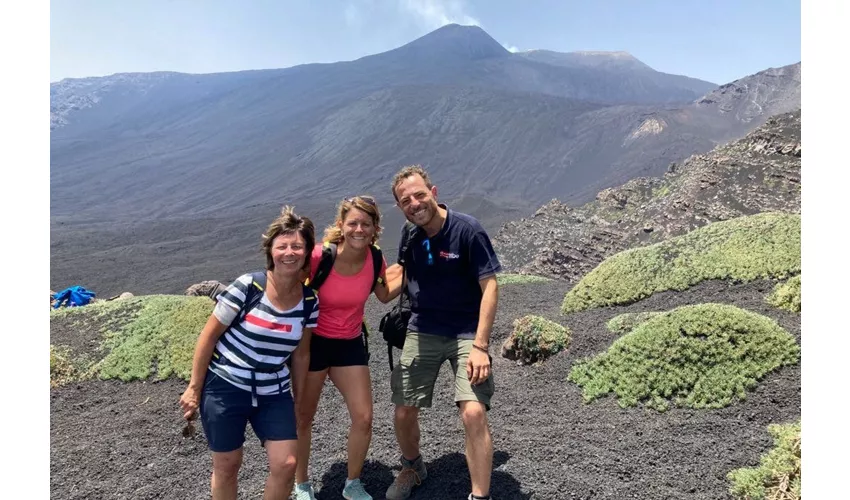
[390,331,495,410]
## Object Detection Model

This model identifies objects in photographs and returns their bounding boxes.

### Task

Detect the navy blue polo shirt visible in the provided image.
[398,206,502,338]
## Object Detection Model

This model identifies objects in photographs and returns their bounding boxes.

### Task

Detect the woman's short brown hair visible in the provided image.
[261,206,316,271]
[322,195,382,245]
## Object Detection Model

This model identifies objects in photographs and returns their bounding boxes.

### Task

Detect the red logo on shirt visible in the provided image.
[439,251,460,260]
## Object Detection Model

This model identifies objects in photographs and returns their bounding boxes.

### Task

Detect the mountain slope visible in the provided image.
[51,24,744,221]
[695,62,801,123]
[493,109,801,282]
[49,25,799,297]
[50,25,713,135]
[519,49,718,101]
[49,59,799,220]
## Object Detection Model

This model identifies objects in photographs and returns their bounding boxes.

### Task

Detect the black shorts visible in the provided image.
[309,330,370,371]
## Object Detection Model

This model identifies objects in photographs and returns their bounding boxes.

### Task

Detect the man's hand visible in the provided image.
[466,347,491,385]
[469,275,497,386]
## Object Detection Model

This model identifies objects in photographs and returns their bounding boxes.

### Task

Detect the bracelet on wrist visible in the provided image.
[473,343,489,353]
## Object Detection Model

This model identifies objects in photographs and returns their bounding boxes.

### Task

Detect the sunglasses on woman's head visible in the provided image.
[346,196,376,207]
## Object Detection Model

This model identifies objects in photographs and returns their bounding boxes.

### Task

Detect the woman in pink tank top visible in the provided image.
[294,196,402,500]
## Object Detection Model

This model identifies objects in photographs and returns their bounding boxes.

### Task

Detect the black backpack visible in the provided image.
[305,241,384,357]
[378,222,417,371]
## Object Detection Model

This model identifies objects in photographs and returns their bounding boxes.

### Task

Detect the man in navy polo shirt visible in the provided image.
[384,165,501,500]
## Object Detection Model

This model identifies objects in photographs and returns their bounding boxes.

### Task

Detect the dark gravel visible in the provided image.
[50,278,800,499]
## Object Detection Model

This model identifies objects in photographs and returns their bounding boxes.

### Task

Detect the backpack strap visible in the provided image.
[369,244,384,292]
[238,271,271,408]
[385,222,417,372]
[228,271,268,328]
[396,222,417,306]
[214,270,267,364]
[305,242,337,291]
[307,241,384,293]
[398,222,417,265]
[301,284,318,327]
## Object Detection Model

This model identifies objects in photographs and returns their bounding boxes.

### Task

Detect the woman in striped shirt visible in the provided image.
[179,206,319,500]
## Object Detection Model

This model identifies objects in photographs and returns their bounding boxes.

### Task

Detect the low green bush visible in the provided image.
[606,311,663,335]
[92,295,213,382]
[503,315,571,365]
[568,303,800,411]
[50,345,76,387]
[497,273,552,285]
[728,420,801,500]
[766,275,801,313]
[562,212,800,314]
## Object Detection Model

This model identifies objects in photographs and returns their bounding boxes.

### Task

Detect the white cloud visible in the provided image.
[345,4,362,28]
[503,44,520,53]
[400,0,480,29]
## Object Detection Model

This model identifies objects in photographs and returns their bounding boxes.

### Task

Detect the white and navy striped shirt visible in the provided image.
[209,273,319,396]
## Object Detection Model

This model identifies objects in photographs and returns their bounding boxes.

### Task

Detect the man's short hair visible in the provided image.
[391,164,433,201]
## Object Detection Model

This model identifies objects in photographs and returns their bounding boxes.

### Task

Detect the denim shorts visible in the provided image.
[199,370,297,453]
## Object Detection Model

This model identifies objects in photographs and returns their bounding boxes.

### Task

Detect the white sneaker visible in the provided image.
[293,481,317,500]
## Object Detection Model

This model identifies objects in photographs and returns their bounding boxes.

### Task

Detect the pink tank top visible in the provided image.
[309,244,387,340]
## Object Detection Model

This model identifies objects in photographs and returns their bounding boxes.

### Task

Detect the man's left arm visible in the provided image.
[466,224,502,386]
[468,275,498,385]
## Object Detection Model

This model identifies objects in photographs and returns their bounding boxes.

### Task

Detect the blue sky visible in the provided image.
[50,0,800,84]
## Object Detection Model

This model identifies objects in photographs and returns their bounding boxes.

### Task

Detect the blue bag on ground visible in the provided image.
[52,286,96,309]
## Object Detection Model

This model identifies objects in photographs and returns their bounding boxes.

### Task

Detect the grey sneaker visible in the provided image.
[293,481,317,500]
[385,455,428,500]
[342,478,373,500]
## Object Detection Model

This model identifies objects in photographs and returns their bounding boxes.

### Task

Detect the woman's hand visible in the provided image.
[181,312,231,420]
[179,385,201,420]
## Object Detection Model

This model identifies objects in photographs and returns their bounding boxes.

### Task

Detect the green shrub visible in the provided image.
[95,295,213,382]
[50,345,76,387]
[50,344,100,387]
[503,315,571,365]
[766,275,801,313]
[652,185,671,198]
[562,212,801,314]
[497,273,552,285]
[568,303,800,411]
[728,420,801,500]
[606,311,664,335]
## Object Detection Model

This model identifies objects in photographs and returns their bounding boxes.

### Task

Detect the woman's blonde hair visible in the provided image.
[261,205,316,271]
[322,196,382,245]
